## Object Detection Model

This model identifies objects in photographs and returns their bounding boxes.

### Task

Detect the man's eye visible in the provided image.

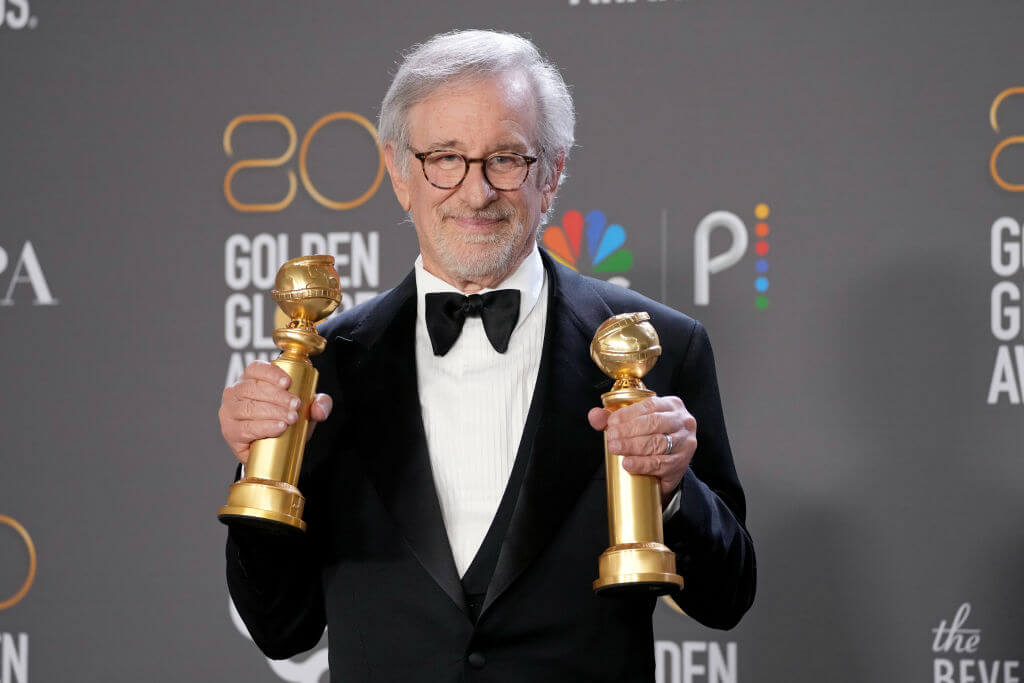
[433,153,462,164]
[489,155,514,166]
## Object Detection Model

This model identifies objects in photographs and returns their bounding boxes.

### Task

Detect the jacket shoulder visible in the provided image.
[316,288,395,340]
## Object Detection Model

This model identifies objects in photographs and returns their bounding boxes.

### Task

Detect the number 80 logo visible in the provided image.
[223,112,386,212]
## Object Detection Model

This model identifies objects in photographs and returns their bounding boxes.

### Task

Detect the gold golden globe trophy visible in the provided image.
[218,255,341,533]
[591,312,685,594]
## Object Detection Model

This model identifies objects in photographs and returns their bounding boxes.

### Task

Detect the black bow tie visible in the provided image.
[424,289,521,356]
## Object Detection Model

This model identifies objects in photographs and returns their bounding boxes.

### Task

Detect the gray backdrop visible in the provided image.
[1,1,1022,682]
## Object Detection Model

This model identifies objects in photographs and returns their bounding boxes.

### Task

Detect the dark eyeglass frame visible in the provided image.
[412,149,541,191]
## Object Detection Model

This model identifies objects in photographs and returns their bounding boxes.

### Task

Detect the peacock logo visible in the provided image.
[542,209,633,286]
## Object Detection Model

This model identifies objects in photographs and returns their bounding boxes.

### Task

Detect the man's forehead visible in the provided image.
[421,137,531,153]
[432,70,533,104]
[407,72,539,150]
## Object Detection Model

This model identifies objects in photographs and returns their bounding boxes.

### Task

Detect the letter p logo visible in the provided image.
[694,211,748,306]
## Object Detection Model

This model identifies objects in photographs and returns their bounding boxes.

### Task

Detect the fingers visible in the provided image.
[304,395,333,444]
[599,395,697,490]
[606,396,686,436]
[238,418,292,445]
[619,431,696,494]
[223,378,299,423]
[310,393,333,423]
[220,412,291,465]
[607,395,681,423]
[244,359,292,389]
[223,362,297,417]
[223,388,299,423]
[237,371,296,404]
[621,450,687,479]
[587,407,610,431]
[604,398,691,452]
[610,432,674,458]
[219,361,334,464]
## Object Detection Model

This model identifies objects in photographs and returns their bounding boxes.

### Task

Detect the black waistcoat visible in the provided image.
[458,302,554,621]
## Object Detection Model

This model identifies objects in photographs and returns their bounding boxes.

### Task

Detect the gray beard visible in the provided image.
[434,216,530,281]
[407,204,540,283]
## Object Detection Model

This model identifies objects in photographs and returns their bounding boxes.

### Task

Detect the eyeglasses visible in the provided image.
[412,149,540,191]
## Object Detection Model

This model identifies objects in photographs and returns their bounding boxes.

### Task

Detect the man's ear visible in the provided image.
[540,152,566,215]
[384,143,411,211]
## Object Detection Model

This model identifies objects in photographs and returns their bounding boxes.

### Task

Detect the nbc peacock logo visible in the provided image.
[542,209,633,288]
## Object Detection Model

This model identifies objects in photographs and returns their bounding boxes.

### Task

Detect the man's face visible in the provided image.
[385,71,561,289]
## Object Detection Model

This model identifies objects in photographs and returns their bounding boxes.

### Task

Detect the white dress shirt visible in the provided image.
[414,246,548,577]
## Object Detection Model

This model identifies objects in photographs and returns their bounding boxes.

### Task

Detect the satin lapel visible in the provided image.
[339,272,466,614]
[482,251,615,614]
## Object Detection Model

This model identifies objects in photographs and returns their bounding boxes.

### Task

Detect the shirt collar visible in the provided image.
[414,244,546,333]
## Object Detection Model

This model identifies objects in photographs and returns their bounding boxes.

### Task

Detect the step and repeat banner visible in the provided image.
[2,1,1022,681]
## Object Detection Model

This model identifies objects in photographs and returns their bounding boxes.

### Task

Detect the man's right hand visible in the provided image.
[219,360,333,465]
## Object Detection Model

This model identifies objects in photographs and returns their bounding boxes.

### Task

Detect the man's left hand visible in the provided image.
[587,396,697,505]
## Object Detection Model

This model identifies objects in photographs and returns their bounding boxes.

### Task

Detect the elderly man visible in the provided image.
[220,30,755,682]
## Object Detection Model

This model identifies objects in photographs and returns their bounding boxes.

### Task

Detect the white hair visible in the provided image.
[378,30,575,188]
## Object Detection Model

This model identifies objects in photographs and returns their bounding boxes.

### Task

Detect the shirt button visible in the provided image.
[468,652,486,669]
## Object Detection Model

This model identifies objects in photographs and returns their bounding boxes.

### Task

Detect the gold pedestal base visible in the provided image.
[218,477,307,532]
[592,542,685,595]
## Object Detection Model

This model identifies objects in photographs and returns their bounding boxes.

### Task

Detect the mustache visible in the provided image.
[440,206,516,221]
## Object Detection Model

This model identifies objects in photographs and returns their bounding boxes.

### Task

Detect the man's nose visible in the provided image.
[458,162,498,208]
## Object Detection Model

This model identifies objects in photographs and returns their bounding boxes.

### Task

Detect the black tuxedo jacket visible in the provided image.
[227,251,756,683]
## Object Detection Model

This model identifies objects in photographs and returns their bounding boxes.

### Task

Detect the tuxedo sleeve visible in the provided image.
[663,320,756,629]
[224,348,343,660]
[226,521,326,659]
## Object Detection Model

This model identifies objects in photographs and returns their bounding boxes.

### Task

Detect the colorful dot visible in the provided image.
[755,203,770,220]
[755,277,769,292]
[755,295,769,310]
[755,222,770,237]
[756,259,769,273]
[755,241,770,256]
